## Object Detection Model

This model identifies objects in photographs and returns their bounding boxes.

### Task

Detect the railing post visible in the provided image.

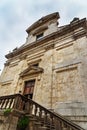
[13,94,21,109]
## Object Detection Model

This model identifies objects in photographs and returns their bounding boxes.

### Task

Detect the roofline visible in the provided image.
[26,12,60,33]
[5,18,87,59]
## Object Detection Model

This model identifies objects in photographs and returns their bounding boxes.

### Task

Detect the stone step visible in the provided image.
[38,126,48,130]
[62,127,67,130]
[45,124,55,128]
[46,127,56,130]
[34,121,42,125]
[25,114,33,118]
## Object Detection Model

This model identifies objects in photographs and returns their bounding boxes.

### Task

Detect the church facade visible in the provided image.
[0,12,87,128]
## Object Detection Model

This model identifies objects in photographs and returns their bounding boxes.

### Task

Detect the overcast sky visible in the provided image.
[0,0,87,74]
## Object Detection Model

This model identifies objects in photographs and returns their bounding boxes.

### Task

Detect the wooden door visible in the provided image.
[23,80,35,99]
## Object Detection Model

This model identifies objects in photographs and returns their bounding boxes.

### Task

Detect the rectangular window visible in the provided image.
[36,33,43,40]
[32,63,39,67]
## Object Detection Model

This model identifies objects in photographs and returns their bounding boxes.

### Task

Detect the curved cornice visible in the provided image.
[26,12,59,33]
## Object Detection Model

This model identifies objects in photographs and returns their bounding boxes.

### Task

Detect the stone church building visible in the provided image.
[0,12,87,129]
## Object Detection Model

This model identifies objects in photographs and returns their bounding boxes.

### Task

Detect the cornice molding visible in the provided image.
[20,66,44,77]
[5,18,87,59]
[26,12,59,33]
[56,42,73,51]
[32,26,48,35]
[27,59,41,65]
[44,44,54,51]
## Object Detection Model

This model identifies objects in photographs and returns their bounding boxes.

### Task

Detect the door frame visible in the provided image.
[23,79,36,99]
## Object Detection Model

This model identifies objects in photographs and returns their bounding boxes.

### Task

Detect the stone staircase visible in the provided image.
[0,94,85,130]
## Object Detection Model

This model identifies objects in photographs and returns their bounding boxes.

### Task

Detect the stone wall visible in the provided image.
[0,110,18,130]
[0,36,87,108]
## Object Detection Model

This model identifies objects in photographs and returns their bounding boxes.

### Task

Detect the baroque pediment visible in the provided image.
[20,66,44,77]
[26,12,59,33]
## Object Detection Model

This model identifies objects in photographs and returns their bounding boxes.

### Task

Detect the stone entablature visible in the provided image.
[5,16,86,59]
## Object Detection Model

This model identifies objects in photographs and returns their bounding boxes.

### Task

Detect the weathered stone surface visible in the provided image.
[0,12,87,129]
[0,111,18,130]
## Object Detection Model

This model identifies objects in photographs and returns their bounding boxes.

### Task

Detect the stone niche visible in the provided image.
[55,65,83,103]
[54,64,87,129]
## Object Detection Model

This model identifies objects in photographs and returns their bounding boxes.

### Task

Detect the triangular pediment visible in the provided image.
[20,66,44,77]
